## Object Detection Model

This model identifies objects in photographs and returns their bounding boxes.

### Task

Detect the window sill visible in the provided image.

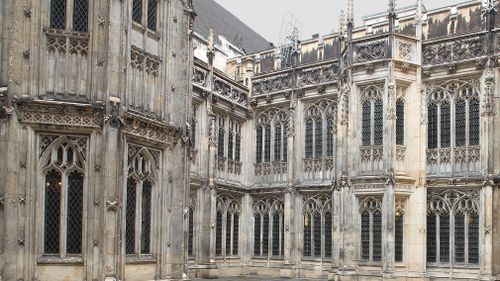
[126,255,157,264]
[358,261,383,267]
[131,22,160,41]
[426,263,479,269]
[37,255,84,265]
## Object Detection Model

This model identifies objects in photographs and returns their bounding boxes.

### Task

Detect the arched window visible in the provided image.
[253,197,284,258]
[440,102,451,148]
[359,197,382,262]
[427,190,480,265]
[256,125,263,163]
[255,109,289,166]
[303,100,337,161]
[360,86,383,147]
[274,123,282,162]
[215,194,241,257]
[40,136,86,256]
[395,198,406,262]
[125,145,158,255]
[50,0,89,32]
[455,99,466,147]
[469,98,480,145]
[302,194,333,259]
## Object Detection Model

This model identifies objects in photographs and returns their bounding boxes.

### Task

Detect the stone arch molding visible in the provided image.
[427,189,479,216]
[216,193,241,214]
[253,196,284,215]
[256,107,290,126]
[127,144,160,183]
[304,98,338,120]
[39,135,87,173]
[302,193,333,215]
[426,79,480,105]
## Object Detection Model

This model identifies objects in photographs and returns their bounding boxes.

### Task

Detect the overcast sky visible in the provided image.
[214,0,468,43]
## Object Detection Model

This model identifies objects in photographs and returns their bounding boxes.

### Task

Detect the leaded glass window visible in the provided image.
[455,99,466,147]
[303,195,333,259]
[256,126,263,163]
[428,104,438,149]
[125,178,137,254]
[359,197,382,262]
[66,171,84,254]
[362,102,371,146]
[264,124,271,162]
[253,197,283,258]
[141,181,152,254]
[226,212,232,256]
[396,100,405,145]
[147,0,157,31]
[305,119,314,158]
[327,117,335,157]
[215,211,223,256]
[395,214,404,262]
[41,137,86,257]
[50,0,67,30]
[233,213,239,255]
[282,125,288,162]
[44,170,62,254]
[218,118,225,158]
[315,117,323,159]
[303,213,312,257]
[427,190,480,265]
[132,0,142,23]
[188,207,194,257]
[469,99,480,146]
[440,102,451,148]
[73,0,88,32]
[228,128,234,160]
[374,100,383,146]
[235,131,241,162]
[125,146,158,256]
[274,123,282,162]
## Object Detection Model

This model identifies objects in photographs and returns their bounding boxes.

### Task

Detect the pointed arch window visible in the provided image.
[255,109,289,166]
[215,195,241,257]
[253,197,284,258]
[125,145,158,256]
[40,136,86,256]
[359,197,382,262]
[302,195,333,259]
[304,100,337,161]
[426,190,480,265]
[50,0,89,32]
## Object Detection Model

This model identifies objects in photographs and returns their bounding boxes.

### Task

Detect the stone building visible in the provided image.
[0,0,194,280]
[188,0,500,280]
[1,0,500,280]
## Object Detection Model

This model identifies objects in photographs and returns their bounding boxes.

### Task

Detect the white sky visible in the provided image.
[214,0,469,43]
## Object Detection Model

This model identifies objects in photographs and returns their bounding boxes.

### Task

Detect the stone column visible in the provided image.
[240,194,253,275]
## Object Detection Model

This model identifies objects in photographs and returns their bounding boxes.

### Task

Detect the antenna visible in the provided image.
[276,12,302,68]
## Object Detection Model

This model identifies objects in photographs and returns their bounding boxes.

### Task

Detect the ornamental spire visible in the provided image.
[347,0,354,25]
[339,10,346,37]
[415,0,423,23]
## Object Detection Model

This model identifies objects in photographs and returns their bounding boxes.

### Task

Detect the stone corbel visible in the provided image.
[385,168,396,186]
[0,91,14,120]
[482,174,495,188]
[106,198,120,212]
[104,97,124,128]
[484,225,492,235]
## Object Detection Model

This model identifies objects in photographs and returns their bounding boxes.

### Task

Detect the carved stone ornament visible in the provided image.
[0,93,14,119]
[482,174,495,188]
[253,72,293,95]
[297,63,339,87]
[0,193,4,208]
[106,198,120,211]
[354,39,387,63]
[104,97,123,128]
[482,68,496,116]
[423,36,486,65]
[123,116,181,147]
[385,168,396,186]
[18,103,102,127]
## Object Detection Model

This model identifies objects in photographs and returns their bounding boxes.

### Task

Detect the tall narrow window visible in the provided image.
[235,130,241,162]
[359,198,382,262]
[455,100,466,147]
[228,128,234,160]
[282,125,288,162]
[44,170,62,254]
[226,212,232,256]
[274,123,282,161]
[373,100,384,145]
[469,99,480,145]
[125,179,137,254]
[41,137,87,257]
[262,216,269,255]
[254,214,261,256]
[362,102,371,146]
[215,211,223,256]
[303,195,333,259]
[147,0,157,31]
[264,124,271,162]
[256,126,263,163]
[305,119,314,158]
[439,214,450,262]
[396,100,405,145]
[315,117,323,158]
[272,212,281,256]
[73,0,88,32]
[428,104,438,149]
[66,171,84,254]
[303,213,312,257]
[468,213,479,264]
[132,0,142,23]
[141,181,152,254]
[395,213,404,262]
[188,206,194,257]
[50,0,67,30]
[324,211,332,258]
[426,214,437,262]
[455,213,465,263]
[327,116,335,157]
[126,146,158,256]
[218,118,225,158]
[254,198,283,258]
[233,213,239,255]
[440,102,451,148]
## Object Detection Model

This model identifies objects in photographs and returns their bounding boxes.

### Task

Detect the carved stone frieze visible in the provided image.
[482,68,496,116]
[303,158,322,173]
[426,149,438,165]
[297,63,339,87]
[253,72,293,95]
[213,77,248,106]
[193,67,207,87]
[254,162,271,176]
[123,116,181,147]
[354,39,388,63]
[131,46,161,77]
[18,104,102,128]
[217,156,226,171]
[396,146,406,161]
[423,36,486,65]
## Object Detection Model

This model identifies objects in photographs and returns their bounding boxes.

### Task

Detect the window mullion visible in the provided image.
[450,212,454,265]
[260,214,264,256]
[142,0,147,26]
[230,212,234,256]
[369,211,373,262]
[436,215,440,263]
[66,0,73,31]
[465,213,469,264]
[60,173,68,257]
[135,181,143,255]
[371,102,375,147]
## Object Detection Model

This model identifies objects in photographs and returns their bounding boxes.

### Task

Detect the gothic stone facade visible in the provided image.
[0,0,194,280]
[2,0,500,281]
[188,1,500,281]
